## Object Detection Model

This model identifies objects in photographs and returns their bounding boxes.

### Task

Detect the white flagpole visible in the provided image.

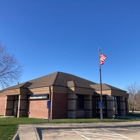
[98,47,103,121]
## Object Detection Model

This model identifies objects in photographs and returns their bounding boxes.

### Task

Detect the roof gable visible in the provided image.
[54,72,96,88]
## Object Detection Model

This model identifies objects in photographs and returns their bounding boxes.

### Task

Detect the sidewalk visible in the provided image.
[13,121,140,140]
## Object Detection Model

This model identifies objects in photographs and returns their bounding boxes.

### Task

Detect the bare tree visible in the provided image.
[126,82,140,112]
[135,91,140,110]
[0,44,22,88]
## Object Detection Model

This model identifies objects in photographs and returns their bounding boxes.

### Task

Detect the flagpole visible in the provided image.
[98,47,103,121]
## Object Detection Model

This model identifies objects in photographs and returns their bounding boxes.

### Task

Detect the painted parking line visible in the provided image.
[72,128,134,140]
[72,129,90,140]
[101,128,134,140]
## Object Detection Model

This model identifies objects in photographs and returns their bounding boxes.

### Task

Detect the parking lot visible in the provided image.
[16,122,140,140]
[38,126,140,140]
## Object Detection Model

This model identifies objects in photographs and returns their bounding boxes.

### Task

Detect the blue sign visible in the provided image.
[98,102,102,108]
[47,101,51,108]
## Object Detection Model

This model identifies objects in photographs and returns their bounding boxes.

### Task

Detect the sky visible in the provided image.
[0,0,140,90]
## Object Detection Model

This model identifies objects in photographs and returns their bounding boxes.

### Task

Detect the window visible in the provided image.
[113,96,120,115]
[12,96,19,116]
[95,96,107,117]
[76,95,84,109]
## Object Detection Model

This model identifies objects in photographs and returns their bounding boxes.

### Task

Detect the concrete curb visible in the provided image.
[36,124,140,130]
[35,127,40,140]
[12,133,19,140]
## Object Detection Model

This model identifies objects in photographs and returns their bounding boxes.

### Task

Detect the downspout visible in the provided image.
[49,86,52,119]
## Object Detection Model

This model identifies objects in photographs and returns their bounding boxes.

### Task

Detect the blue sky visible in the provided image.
[0,0,140,90]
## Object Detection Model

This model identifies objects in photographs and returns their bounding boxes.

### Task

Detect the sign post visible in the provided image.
[47,101,51,123]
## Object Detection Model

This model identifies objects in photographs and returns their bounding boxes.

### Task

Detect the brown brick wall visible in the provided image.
[0,96,6,115]
[18,95,28,117]
[29,100,48,119]
[52,93,68,119]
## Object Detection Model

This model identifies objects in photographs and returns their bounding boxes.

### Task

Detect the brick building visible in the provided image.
[0,72,129,119]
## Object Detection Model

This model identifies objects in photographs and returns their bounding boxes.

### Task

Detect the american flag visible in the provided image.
[100,53,107,65]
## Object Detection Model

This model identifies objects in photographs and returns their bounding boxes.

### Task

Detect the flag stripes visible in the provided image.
[100,53,107,65]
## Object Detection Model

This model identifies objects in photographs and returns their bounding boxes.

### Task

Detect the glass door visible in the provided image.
[13,96,19,117]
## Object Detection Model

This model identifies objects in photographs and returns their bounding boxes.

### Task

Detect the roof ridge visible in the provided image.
[63,72,97,84]
[52,71,59,85]
[104,83,126,91]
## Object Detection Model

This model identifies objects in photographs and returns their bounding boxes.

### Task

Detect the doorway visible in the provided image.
[12,96,19,117]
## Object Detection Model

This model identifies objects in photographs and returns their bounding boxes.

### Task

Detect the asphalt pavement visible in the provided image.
[13,121,140,140]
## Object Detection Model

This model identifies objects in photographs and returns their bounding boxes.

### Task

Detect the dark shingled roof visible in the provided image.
[52,72,96,88]
[2,72,97,90]
[90,84,126,91]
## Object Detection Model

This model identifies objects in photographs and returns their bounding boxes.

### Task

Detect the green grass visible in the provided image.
[0,118,47,140]
[49,118,140,123]
[0,117,140,140]
[0,125,17,140]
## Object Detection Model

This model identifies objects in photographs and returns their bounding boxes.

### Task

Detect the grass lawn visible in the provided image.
[0,118,47,140]
[0,117,140,140]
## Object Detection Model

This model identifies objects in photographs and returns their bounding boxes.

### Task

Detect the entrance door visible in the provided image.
[12,96,19,117]
[95,96,107,117]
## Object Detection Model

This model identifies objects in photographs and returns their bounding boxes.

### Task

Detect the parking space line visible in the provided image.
[72,129,90,140]
[101,128,134,140]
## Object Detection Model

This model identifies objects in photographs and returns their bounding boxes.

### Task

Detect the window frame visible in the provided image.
[76,95,84,110]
